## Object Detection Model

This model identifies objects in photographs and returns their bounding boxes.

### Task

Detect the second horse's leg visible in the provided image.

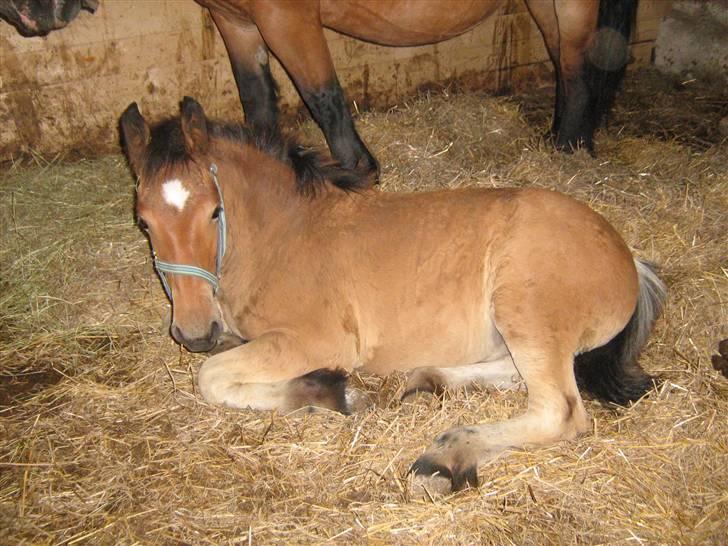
[253,8,379,178]
[211,12,279,134]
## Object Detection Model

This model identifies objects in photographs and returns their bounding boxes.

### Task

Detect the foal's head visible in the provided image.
[121,98,225,352]
[121,97,370,352]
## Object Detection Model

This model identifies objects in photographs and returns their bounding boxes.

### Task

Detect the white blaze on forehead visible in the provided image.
[162,179,190,211]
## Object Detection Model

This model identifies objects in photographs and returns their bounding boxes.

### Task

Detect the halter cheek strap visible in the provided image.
[153,163,227,301]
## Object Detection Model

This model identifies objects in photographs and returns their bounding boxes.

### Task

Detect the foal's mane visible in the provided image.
[142,118,369,196]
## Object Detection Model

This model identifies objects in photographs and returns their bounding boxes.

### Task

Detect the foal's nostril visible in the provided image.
[170,321,222,352]
[210,320,223,342]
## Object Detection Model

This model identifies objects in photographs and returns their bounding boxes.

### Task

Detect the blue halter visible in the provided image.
[153,163,227,301]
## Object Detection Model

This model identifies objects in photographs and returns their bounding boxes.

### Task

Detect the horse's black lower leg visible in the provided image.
[300,79,379,179]
[553,70,593,153]
[552,0,637,153]
[230,55,280,136]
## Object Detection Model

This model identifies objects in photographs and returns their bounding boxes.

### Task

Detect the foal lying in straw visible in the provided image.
[121,98,666,492]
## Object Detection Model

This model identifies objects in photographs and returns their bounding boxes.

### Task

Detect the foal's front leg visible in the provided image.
[197,331,348,412]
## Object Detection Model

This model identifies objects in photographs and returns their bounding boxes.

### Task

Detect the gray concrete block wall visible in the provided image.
[654,0,728,83]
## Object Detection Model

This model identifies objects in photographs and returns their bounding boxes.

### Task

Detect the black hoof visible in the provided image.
[355,155,380,185]
[409,454,478,492]
[553,135,595,156]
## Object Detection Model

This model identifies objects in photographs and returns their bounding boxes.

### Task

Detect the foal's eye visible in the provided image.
[137,218,149,232]
[211,206,222,221]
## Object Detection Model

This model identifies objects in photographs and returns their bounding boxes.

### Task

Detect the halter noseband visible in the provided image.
[153,163,227,301]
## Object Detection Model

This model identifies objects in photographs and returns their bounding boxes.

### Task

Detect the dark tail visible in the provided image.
[575,259,667,406]
[584,0,639,132]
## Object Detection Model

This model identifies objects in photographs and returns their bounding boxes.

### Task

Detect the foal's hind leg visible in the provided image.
[251,9,379,177]
[411,280,592,492]
[403,356,523,400]
[411,345,590,492]
[210,12,279,134]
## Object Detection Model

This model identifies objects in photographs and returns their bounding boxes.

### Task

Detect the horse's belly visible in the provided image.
[358,296,504,376]
[320,0,501,46]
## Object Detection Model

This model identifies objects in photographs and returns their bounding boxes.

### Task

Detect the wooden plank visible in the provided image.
[0,0,671,160]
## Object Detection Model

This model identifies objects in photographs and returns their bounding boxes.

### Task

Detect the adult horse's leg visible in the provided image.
[525,0,636,152]
[210,12,279,134]
[252,8,379,178]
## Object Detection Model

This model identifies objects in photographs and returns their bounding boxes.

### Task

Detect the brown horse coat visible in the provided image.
[197,0,635,173]
[121,98,665,492]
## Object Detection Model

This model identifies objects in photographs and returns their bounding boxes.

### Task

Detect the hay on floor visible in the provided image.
[1,69,726,544]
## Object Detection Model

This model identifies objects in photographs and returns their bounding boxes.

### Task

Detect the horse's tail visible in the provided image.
[584,0,639,131]
[574,258,667,406]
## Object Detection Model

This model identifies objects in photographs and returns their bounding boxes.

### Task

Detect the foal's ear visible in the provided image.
[120,103,150,175]
[180,96,209,154]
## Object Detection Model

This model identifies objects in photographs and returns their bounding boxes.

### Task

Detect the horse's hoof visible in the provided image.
[208,333,246,355]
[345,387,372,413]
[409,465,455,499]
[356,159,380,186]
[553,136,595,156]
[401,389,437,404]
[409,452,478,494]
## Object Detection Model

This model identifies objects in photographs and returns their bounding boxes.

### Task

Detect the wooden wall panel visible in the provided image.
[0,0,672,160]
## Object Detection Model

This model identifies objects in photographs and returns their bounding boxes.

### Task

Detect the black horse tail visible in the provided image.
[574,259,667,406]
[584,0,639,133]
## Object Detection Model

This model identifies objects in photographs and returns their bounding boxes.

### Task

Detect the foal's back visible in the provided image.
[312,186,636,374]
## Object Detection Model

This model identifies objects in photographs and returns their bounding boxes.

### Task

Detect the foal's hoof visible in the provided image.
[712,338,728,378]
[410,453,478,494]
[345,387,372,413]
[401,389,437,405]
[409,465,456,499]
[409,427,481,494]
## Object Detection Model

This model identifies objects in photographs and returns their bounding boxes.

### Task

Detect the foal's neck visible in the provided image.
[212,138,310,245]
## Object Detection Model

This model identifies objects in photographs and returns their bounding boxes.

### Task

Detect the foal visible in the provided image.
[121,98,666,492]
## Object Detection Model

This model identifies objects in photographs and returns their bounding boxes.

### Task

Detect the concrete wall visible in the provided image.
[654,0,728,83]
[0,0,671,161]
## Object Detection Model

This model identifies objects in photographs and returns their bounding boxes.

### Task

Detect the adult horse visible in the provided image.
[0,0,97,36]
[120,97,665,492]
[198,0,638,175]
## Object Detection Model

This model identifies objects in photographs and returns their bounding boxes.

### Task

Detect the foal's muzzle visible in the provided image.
[171,320,222,353]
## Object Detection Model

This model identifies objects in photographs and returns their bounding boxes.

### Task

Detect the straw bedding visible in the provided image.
[1,69,726,544]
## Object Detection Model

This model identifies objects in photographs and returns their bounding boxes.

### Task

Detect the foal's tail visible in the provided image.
[584,0,639,131]
[575,259,667,406]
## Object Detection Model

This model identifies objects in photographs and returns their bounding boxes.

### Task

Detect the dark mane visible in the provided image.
[142,118,370,195]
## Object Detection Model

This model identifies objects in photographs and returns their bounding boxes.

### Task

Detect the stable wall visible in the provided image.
[0,0,671,161]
